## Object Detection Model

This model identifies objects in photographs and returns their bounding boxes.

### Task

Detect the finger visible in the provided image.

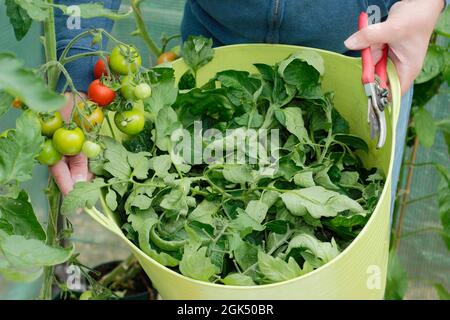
[49,158,74,196]
[371,44,383,65]
[388,49,419,96]
[60,92,87,122]
[344,22,390,50]
[68,152,88,183]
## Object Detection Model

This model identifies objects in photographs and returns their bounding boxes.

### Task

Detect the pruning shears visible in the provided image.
[359,12,390,149]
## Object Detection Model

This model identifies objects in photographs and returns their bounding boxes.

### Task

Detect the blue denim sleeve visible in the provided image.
[54,0,121,93]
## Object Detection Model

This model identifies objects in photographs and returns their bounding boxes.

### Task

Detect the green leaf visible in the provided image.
[257,251,304,283]
[281,186,365,218]
[145,68,178,122]
[415,46,445,84]
[233,239,259,271]
[5,0,32,41]
[182,35,214,73]
[385,249,408,300]
[414,107,437,148]
[128,152,152,180]
[334,134,369,153]
[61,178,107,214]
[220,273,256,286]
[0,233,73,269]
[0,52,65,112]
[188,199,220,225]
[287,234,340,265]
[434,284,450,300]
[149,155,172,177]
[265,220,289,234]
[0,258,43,282]
[14,0,48,21]
[280,107,312,144]
[245,200,269,224]
[0,191,45,240]
[222,164,254,184]
[160,187,194,217]
[293,171,316,188]
[154,106,181,151]
[217,70,262,106]
[103,137,131,179]
[339,171,360,187]
[128,209,179,267]
[105,188,118,211]
[0,110,43,184]
[279,56,322,98]
[179,242,219,282]
[314,165,340,191]
[435,165,450,250]
[230,208,265,237]
[178,70,196,90]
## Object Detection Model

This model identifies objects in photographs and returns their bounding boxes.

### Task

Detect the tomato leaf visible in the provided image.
[415,46,445,84]
[179,242,219,281]
[5,0,32,41]
[434,284,450,300]
[0,52,65,112]
[182,35,214,74]
[0,111,43,184]
[0,191,46,241]
[61,178,107,214]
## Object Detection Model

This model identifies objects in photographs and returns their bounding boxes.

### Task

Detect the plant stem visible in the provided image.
[39,179,61,300]
[99,254,136,287]
[393,136,420,250]
[43,1,58,90]
[131,0,161,58]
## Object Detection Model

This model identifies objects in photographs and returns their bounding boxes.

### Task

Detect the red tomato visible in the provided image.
[93,57,109,79]
[87,79,116,106]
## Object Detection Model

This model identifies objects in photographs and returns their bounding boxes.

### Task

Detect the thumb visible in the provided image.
[344,22,390,50]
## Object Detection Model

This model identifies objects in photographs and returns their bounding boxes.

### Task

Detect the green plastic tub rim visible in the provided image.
[86,43,401,298]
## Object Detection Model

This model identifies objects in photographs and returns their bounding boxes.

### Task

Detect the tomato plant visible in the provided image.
[114,108,145,135]
[88,79,116,106]
[109,45,142,75]
[40,112,64,137]
[52,127,85,156]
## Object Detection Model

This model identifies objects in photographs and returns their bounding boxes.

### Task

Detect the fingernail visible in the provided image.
[73,175,86,183]
[344,37,357,49]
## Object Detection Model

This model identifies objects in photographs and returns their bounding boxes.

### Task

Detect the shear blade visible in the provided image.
[368,99,380,139]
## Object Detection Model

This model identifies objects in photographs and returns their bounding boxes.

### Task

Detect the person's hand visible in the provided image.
[49,92,92,195]
[344,0,445,95]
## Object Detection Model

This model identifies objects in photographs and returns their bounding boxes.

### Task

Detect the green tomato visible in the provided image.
[52,127,85,156]
[133,83,152,100]
[79,291,94,300]
[120,75,136,100]
[109,45,142,75]
[114,108,145,135]
[40,112,64,137]
[37,139,62,166]
[82,141,102,159]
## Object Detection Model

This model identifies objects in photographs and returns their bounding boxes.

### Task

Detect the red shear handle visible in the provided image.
[358,12,375,85]
[375,45,388,89]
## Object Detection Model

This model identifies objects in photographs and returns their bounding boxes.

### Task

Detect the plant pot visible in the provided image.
[86,44,401,299]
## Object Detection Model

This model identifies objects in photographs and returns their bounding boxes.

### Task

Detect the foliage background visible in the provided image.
[0,0,448,299]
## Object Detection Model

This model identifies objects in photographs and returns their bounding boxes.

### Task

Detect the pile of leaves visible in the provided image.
[63,37,385,286]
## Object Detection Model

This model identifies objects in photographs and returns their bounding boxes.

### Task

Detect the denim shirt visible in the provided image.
[55,0,448,92]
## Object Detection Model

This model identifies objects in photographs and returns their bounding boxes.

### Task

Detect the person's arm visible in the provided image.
[344,0,446,95]
[51,0,121,195]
